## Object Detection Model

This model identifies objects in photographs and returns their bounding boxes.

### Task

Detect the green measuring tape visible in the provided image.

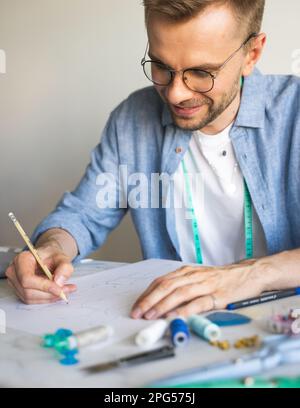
[244,179,253,259]
[181,159,253,264]
[182,159,204,264]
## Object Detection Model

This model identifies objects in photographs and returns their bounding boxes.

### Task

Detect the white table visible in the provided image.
[1,260,300,388]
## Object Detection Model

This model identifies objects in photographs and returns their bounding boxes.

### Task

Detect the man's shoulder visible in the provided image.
[263,72,300,107]
[111,86,164,124]
[127,86,162,104]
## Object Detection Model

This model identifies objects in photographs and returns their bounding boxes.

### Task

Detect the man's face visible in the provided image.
[147,6,247,132]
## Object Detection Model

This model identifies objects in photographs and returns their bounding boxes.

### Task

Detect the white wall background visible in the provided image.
[0,0,299,262]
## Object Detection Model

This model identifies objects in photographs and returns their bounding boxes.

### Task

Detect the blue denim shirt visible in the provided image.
[31,68,300,263]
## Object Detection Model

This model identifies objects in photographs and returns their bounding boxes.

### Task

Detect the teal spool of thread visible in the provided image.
[188,315,221,342]
[170,317,190,347]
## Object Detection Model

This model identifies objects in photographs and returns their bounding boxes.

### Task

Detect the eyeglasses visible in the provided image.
[141,33,258,94]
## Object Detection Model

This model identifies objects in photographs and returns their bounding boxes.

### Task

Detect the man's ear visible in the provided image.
[242,33,267,77]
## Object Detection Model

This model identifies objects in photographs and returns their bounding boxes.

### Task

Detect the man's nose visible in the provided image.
[164,72,195,105]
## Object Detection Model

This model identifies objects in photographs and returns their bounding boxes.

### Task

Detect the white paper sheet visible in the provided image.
[73,259,128,277]
[0,259,184,338]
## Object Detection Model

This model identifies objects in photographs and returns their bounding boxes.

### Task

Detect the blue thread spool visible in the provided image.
[170,317,190,347]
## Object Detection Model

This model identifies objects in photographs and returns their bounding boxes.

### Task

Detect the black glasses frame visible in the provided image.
[141,33,258,93]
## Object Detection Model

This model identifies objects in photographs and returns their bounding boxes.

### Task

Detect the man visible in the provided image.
[6,0,300,320]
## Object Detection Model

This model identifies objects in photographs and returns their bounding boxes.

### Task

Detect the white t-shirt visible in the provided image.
[173,123,267,266]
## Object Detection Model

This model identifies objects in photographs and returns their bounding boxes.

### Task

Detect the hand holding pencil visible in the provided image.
[5,213,77,305]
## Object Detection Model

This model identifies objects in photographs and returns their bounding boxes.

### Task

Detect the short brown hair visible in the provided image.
[143,0,265,38]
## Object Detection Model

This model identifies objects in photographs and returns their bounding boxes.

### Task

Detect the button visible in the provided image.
[175,147,182,154]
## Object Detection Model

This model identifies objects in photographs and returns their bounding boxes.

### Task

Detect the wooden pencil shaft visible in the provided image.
[8,212,68,303]
[8,213,53,280]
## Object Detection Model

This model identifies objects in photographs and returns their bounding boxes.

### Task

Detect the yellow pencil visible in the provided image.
[8,212,68,303]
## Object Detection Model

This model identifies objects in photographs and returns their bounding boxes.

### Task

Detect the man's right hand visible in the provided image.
[5,246,77,304]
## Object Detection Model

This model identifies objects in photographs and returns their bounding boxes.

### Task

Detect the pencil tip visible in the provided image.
[60,291,69,304]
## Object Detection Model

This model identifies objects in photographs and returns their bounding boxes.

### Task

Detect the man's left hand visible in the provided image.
[130,260,267,319]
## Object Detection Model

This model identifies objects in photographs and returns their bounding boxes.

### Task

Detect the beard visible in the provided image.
[168,74,241,132]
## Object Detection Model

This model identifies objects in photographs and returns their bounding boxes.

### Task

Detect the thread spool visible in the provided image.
[43,325,114,355]
[170,317,190,347]
[68,325,114,350]
[188,315,221,342]
[135,319,169,347]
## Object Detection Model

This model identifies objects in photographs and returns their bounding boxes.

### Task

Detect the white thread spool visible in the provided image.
[67,325,114,350]
[135,319,169,347]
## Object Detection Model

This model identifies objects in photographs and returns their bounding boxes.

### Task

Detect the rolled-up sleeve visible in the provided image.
[31,108,127,262]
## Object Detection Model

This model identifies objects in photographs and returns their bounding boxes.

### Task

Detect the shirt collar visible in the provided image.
[161,67,266,129]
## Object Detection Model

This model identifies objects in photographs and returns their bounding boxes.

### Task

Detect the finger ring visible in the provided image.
[210,294,217,310]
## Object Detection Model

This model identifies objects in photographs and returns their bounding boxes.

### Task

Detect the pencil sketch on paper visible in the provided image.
[0,259,183,337]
